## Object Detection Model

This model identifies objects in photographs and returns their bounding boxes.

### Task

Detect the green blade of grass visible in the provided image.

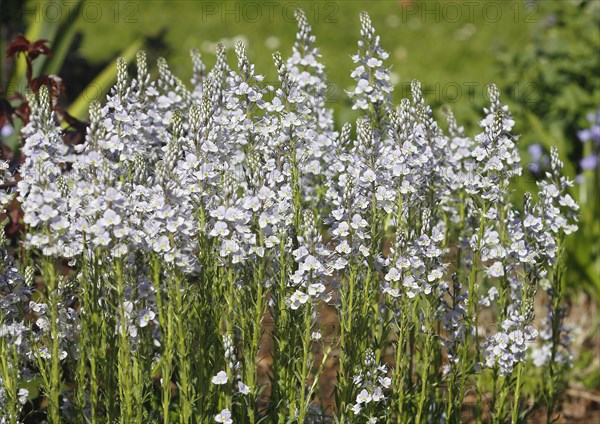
[66,38,143,121]
[41,0,86,76]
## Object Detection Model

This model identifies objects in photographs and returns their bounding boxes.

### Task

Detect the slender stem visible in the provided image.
[458,206,487,409]
[115,258,135,422]
[223,264,235,411]
[44,258,61,424]
[174,271,192,424]
[247,245,265,424]
[416,301,432,423]
[298,298,313,422]
[393,295,408,421]
[546,237,566,421]
[337,265,357,421]
[511,362,524,424]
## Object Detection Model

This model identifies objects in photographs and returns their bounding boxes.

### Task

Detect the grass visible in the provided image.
[66,0,534,124]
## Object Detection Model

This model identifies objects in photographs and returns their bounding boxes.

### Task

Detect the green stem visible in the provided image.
[393,296,408,421]
[223,265,235,411]
[546,238,566,421]
[114,259,133,422]
[174,270,192,424]
[247,246,265,424]
[337,265,357,421]
[458,206,487,409]
[43,258,61,424]
[416,302,432,423]
[511,362,524,424]
[297,298,313,422]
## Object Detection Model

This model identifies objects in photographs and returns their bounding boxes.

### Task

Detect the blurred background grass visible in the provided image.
[4,0,539,123]
[1,0,599,392]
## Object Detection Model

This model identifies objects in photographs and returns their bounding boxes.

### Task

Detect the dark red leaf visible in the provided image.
[0,98,15,127]
[6,35,51,61]
[13,101,31,125]
[61,111,88,146]
[6,35,29,59]
[30,75,65,113]
[28,39,52,60]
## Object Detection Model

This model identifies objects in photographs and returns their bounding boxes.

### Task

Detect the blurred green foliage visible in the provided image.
[497,0,600,293]
[67,0,532,124]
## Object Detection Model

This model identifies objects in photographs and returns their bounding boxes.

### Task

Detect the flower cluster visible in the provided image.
[348,11,393,114]
[1,9,581,423]
[482,312,538,375]
[1,161,32,419]
[350,349,391,418]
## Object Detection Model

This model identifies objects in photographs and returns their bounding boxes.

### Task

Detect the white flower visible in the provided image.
[220,239,240,257]
[359,245,370,257]
[351,214,367,229]
[545,184,559,197]
[379,376,392,388]
[385,267,401,282]
[154,235,171,253]
[372,387,384,402]
[427,269,443,282]
[559,194,578,210]
[361,169,376,183]
[39,205,58,221]
[138,309,156,327]
[214,408,232,423]
[94,231,111,246]
[18,388,29,405]
[289,291,309,310]
[101,208,121,226]
[332,222,349,237]
[210,221,230,237]
[211,371,228,385]
[356,389,372,404]
[238,381,251,395]
[397,256,411,269]
[36,317,49,331]
[336,240,352,254]
[308,283,325,296]
[301,255,323,273]
[487,261,504,278]
[366,57,382,68]
[383,287,401,298]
